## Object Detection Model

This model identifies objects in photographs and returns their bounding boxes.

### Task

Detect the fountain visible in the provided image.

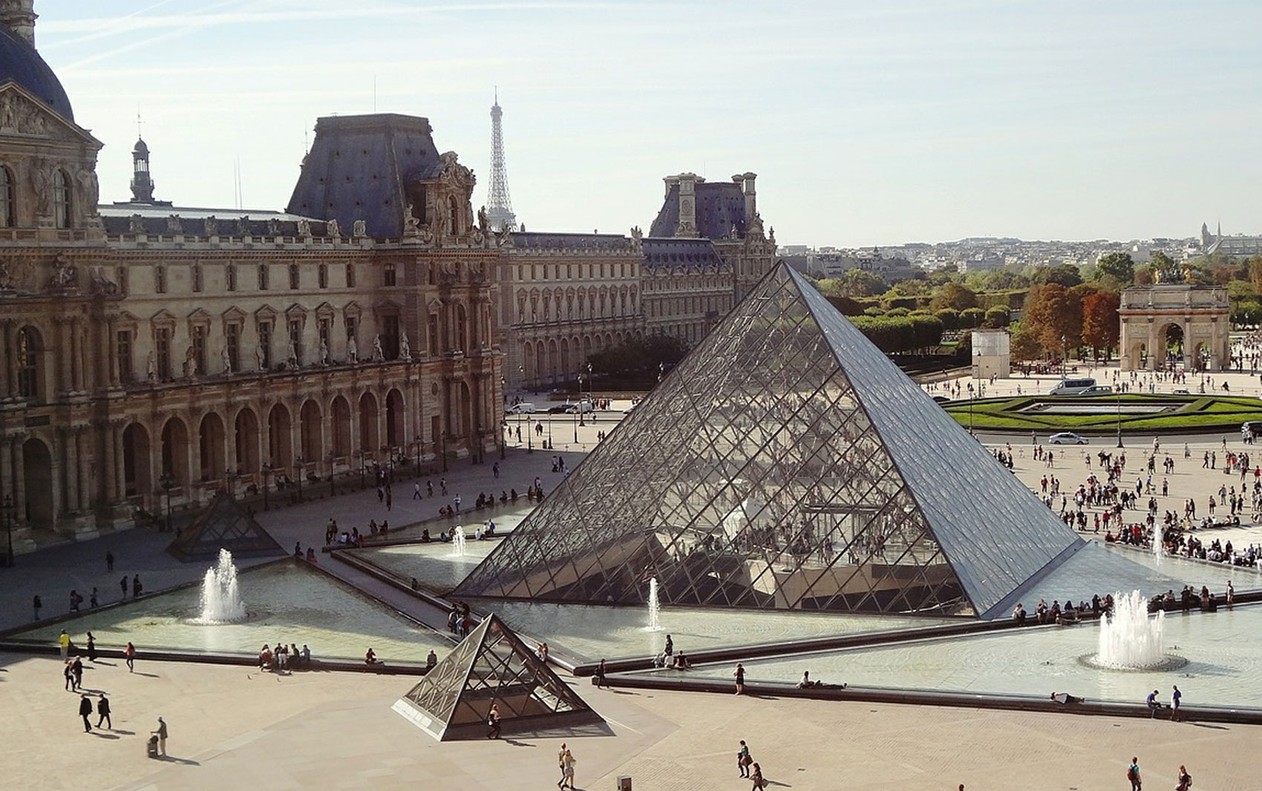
[1153,527,1163,568]
[194,548,247,624]
[451,525,467,558]
[646,577,661,632]
[1093,589,1173,670]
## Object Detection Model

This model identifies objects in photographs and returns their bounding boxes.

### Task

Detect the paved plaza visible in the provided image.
[5,372,1262,789]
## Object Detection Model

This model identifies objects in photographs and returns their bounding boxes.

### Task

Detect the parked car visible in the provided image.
[562,400,594,414]
[1080,385,1114,396]
[1242,421,1262,438]
[931,395,951,404]
[504,402,537,414]
[1049,378,1096,395]
[546,404,572,414]
[1049,431,1088,445]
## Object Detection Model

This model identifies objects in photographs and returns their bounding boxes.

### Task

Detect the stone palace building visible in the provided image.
[0,2,775,546]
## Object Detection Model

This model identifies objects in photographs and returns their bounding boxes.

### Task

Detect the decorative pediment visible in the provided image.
[254,304,278,322]
[220,306,246,323]
[342,300,363,318]
[186,307,212,323]
[314,301,336,319]
[373,298,403,315]
[0,83,101,148]
[149,309,177,327]
[283,302,308,319]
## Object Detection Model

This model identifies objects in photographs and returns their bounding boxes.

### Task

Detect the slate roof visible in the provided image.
[510,231,632,252]
[649,180,748,240]
[0,26,73,121]
[287,113,442,239]
[640,237,725,270]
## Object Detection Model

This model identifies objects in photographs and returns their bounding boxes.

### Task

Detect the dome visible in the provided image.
[133,138,149,155]
[0,26,73,121]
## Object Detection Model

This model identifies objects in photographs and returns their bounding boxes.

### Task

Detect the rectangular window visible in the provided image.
[288,264,300,290]
[258,322,272,369]
[345,316,358,347]
[346,263,356,288]
[192,264,203,293]
[116,266,128,296]
[226,324,240,372]
[258,264,269,290]
[155,327,172,380]
[154,265,167,294]
[288,319,302,363]
[116,330,133,383]
[428,313,439,355]
[226,264,236,291]
[318,319,330,357]
[384,262,397,287]
[318,264,328,289]
[191,325,207,375]
[383,315,400,359]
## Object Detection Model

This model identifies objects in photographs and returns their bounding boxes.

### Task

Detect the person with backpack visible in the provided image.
[1127,756,1142,791]
[1176,765,1192,791]
[486,703,501,739]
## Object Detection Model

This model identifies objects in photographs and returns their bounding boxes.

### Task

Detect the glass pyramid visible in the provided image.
[392,614,603,741]
[456,264,1084,619]
[166,491,285,562]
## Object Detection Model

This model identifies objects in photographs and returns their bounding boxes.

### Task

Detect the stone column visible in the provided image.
[112,422,126,502]
[102,421,117,502]
[63,428,80,513]
[0,319,10,395]
[10,435,26,527]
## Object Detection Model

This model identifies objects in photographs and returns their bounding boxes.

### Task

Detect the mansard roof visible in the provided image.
[649,179,748,240]
[641,237,725,270]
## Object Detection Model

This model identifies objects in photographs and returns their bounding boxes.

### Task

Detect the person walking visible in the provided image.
[737,740,752,778]
[1176,764,1192,791]
[124,641,136,672]
[89,587,98,608]
[749,761,766,790]
[71,657,84,690]
[64,660,74,691]
[558,746,576,790]
[1128,756,1142,791]
[152,717,168,756]
[486,703,502,739]
[556,743,568,787]
[734,662,745,695]
[120,575,128,598]
[32,594,41,620]
[58,629,70,660]
[594,659,607,689]
[86,632,97,662]
[106,550,115,572]
[413,481,422,500]
[132,574,143,598]
[96,694,112,729]
[78,694,94,732]
[1171,685,1183,722]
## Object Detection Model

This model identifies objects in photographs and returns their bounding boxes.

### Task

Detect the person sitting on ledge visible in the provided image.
[672,652,691,670]
[439,531,450,542]
[499,491,508,504]
[1012,602,1027,625]
[1050,691,1083,705]
[365,648,384,666]
[798,670,819,688]
[305,547,317,563]
[258,644,273,669]
[410,577,419,591]
[1146,689,1164,717]
[510,489,519,502]
[420,528,431,543]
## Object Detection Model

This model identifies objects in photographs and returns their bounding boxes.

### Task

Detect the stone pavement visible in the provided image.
[1,652,1257,790]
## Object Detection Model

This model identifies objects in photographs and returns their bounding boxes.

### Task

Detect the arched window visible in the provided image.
[0,165,14,227]
[52,169,72,229]
[16,326,40,399]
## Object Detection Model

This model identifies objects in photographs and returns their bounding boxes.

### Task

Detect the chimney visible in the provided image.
[741,172,757,221]
[676,172,698,238]
[0,1,36,47]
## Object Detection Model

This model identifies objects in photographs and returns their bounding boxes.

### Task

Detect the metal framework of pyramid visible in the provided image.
[457,264,1087,619]
[166,491,285,562]
[391,615,603,741]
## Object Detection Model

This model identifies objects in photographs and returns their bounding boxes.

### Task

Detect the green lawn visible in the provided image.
[941,393,1262,433]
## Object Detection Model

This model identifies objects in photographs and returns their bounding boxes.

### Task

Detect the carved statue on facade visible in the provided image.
[255,342,265,372]
[403,203,420,236]
[372,334,384,362]
[236,215,251,236]
[352,219,367,238]
[166,214,182,235]
[296,217,311,237]
[286,338,298,369]
[630,225,642,244]
[477,206,489,234]
[48,255,76,289]
[77,169,99,211]
[146,350,156,381]
[183,346,197,378]
[29,159,50,214]
[347,334,359,364]
[129,214,145,234]
[318,338,329,366]
[88,265,117,295]
[204,215,218,236]
[325,218,340,238]
[0,260,11,290]
[399,330,411,360]
[267,217,281,236]
[221,345,232,374]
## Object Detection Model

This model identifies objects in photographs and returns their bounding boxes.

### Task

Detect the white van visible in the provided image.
[505,402,537,414]
[1050,378,1096,396]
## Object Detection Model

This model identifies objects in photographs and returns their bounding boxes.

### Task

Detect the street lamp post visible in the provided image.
[587,362,594,422]
[159,472,175,531]
[499,376,507,460]
[415,434,423,473]
[326,450,336,497]
[3,494,14,567]
[1116,389,1124,449]
[440,432,448,472]
[574,375,581,444]
[357,451,367,490]
[261,463,273,511]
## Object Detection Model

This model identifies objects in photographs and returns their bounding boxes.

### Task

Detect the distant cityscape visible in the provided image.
[779,223,1262,282]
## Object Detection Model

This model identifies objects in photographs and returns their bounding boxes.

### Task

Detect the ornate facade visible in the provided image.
[0,16,502,548]
[1119,284,1229,372]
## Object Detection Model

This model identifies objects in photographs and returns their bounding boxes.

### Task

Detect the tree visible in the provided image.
[1010,322,1043,361]
[1249,256,1262,294]
[1023,283,1081,357]
[983,306,1010,328]
[1034,263,1084,288]
[934,308,960,330]
[930,282,979,312]
[960,307,986,328]
[1095,252,1135,285]
[1081,291,1121,360]
[841,268,886,297]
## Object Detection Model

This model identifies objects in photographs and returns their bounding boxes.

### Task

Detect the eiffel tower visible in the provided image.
[485,89,517,232]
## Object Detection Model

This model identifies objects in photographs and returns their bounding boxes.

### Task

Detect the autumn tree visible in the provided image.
[1081,291,1121,360]
[929,282,979,312]
[1022,282,1082,357]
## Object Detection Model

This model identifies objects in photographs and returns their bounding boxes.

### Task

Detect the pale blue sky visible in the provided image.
[34,0,1262,247]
